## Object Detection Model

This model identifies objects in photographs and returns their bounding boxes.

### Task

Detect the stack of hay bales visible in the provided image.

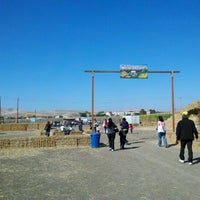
[0,135,90,149]
[0,123,45,132]
[0,124,28,131]
[40,129,83,136]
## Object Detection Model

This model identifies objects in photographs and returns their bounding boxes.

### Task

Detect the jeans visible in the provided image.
[157,132,168,147]
[180,140,193,162]
[45,130,50,137]
[107,133,116,150]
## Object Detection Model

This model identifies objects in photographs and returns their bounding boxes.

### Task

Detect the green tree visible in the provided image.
[96,111,106,116]
[140,109,146,115]
[149,109,156,114]
[79,112,87,117]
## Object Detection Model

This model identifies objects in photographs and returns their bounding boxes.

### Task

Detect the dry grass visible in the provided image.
[167,132,200,152]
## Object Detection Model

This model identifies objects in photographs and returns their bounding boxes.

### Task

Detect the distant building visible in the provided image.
[146,110,150,115]
[105,112,111,117]
[112,110,139,116]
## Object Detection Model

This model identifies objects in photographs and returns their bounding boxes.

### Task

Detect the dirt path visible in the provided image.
[0,127,199,200]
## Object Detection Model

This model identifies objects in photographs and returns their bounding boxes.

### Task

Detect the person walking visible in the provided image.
[129,124,134,133]
[78,118,83,132]
[156,116,168,148]
[93,118,99,132]
[102,119,108,134]
[119,117,129,149]
[176,111,198,165]
[44,121,52,137]
[106,118,117,151]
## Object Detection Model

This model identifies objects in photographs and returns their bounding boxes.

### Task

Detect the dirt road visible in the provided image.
[0,127,199,200]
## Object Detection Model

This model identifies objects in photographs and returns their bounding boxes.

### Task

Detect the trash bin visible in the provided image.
[90,132,100,148]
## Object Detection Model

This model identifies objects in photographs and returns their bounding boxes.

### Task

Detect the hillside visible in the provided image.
[1,108,81,118]
[165,101,200,132]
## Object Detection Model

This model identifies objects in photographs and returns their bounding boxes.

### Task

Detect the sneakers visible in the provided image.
[109,148,112,151]
[179,159,193,165]
[179,159,185,163]
[111,149,114,152]
[188,162,193,165]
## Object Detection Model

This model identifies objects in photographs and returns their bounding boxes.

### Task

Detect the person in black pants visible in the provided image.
[119,118,129,149]
[106,118,117,152]
[176,111,198,165]
[44,121,52,137]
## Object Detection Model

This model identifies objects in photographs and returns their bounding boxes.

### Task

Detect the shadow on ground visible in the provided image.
[192,157,200,165]
[168,142,179,148]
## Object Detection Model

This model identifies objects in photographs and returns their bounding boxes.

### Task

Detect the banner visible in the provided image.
[120,65,148,79]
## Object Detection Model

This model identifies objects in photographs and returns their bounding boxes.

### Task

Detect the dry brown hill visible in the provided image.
[165,101,200,132]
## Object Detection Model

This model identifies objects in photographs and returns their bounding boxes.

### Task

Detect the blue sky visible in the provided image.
[0,0,199,113]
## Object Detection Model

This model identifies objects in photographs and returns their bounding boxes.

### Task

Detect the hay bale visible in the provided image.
[10,124,28,131]
[27,123,39,130]
[0,134,90,149]
[82,129,92,134]
[70,131,82,135]
[0,124,12,131]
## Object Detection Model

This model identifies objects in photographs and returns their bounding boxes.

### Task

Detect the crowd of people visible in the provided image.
[44,112,198,165]
[101,117,133,151]
[44,118,84,136]
[99,112,199,165]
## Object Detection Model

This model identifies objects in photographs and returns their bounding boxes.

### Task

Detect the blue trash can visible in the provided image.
[90,132,100,148]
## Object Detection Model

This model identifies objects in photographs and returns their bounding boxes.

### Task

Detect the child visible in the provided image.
[129,124,134,133]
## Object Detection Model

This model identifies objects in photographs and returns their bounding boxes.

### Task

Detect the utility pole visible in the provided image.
[16,98,19,123]
[171,71,175,132]
[35,109,37,123]
[0,96,2,124]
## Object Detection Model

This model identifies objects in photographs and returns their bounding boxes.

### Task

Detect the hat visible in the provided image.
[182,111,188,115]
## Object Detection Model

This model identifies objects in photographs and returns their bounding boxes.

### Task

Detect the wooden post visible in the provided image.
[91,71,94,132]
[0,96,1,124]
[85,69,180,132]
[16,98,19,123]
[171,71,175,132]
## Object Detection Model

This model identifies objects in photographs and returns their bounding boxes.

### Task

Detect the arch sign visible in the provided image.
[120,65,148,79]
[84,68,180,132]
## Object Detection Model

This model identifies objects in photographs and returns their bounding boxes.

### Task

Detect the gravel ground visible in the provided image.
[0,127,200,200]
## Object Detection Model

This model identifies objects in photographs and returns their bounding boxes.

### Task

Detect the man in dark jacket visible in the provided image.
[176,111,198,165]
[119,118,129,149]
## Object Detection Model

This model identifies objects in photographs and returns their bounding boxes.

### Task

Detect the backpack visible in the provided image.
[107,124,116,134]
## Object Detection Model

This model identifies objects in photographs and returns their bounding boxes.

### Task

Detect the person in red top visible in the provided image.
[129,124,134,133]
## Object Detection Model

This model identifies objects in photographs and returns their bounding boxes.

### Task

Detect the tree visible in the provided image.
[149,109,156,114]
[96,111,106,116]
[79,112,87,117]
[79,111,91,117]
[140,109,146,115]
